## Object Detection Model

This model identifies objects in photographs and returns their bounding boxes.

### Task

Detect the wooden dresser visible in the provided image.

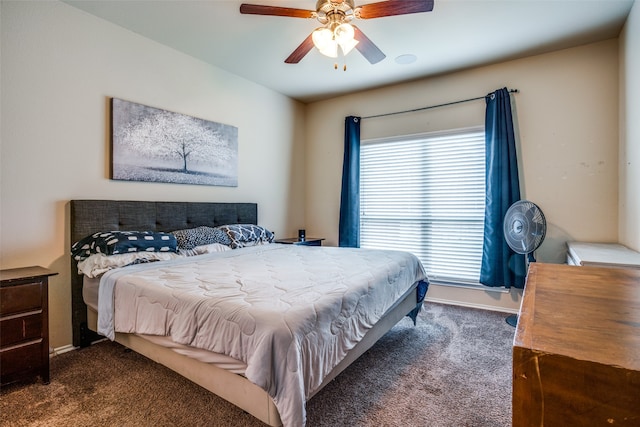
[0,266,57,386]
[513,263,640,426]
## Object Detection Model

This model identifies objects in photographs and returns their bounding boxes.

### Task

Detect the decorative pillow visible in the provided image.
[77,252,181,278]
[170,226,230,250]
[217,224,275,249]
[71,231,177,261]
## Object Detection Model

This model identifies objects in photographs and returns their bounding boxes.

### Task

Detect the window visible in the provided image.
[360,127,485,285]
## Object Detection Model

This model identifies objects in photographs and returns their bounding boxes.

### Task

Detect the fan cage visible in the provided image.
[503,200,546,255]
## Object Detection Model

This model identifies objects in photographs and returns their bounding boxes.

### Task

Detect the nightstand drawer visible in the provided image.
[0,341,43,381]
[0,266,56,386]
[0,281,43,315]
[1,312,43,347]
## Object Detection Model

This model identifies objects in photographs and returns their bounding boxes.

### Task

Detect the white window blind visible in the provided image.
[360,127,485,285]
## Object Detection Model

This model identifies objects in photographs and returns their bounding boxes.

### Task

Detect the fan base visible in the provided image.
[505,314,518,327]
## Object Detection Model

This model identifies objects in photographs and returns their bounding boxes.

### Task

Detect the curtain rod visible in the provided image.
[361,88,519,120]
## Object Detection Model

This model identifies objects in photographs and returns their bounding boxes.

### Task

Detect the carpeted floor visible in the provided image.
[0,303,514,426]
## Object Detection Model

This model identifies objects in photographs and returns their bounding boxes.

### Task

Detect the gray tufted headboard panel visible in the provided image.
[69,200,258,347]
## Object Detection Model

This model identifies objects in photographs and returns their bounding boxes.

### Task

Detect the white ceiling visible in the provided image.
[63,0,634,103]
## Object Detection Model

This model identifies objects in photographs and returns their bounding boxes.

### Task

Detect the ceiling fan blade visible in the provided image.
[353,26,385,64]
[285,33,315,64]
[239,4,314,19]
[358,0,434,19]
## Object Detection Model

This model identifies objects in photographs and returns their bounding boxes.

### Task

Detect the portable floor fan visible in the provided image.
[503,200,546,327]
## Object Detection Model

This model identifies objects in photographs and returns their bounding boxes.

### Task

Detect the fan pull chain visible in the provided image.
[333,62,347,71]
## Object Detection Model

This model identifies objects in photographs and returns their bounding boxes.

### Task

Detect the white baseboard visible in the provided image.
[49,344,77,357]
[425,296,519,314]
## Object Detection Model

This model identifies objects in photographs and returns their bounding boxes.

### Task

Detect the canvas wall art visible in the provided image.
[111,98,238,187]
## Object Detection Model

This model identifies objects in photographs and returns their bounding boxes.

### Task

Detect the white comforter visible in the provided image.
[98,244,427,427]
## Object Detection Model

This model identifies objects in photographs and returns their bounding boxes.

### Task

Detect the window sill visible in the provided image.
[429,280,510,294]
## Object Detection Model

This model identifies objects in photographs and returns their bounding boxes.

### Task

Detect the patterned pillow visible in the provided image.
[170,226,230,250]
[217,224,275,249]
[71,231,177,261]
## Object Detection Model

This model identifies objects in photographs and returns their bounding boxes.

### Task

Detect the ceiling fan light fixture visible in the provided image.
[339,37,359,55]
[334,23,355,44]
[313,26,344,58]
[319,40,339,57]
[314,34,338,58]
[312,27,333,48]
[334,22,358,55]
[313,22,358,58]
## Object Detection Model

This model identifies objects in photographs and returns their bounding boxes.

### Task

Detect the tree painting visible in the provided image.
[111,98,238,186]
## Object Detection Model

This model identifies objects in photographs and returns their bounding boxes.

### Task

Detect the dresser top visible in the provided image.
[0,266,58,283]
[515,263,640,370]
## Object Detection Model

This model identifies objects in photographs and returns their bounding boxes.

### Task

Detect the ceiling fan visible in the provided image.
[239,0,435,66]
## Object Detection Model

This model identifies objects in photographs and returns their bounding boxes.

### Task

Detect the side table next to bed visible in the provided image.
[0,266,57,386]
[275,237,325,246]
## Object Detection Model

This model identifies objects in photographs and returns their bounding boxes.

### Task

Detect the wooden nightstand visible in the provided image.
[275,237,325,246]
[1,266,57,386]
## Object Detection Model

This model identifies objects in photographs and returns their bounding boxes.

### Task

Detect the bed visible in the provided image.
[70,200,428,427]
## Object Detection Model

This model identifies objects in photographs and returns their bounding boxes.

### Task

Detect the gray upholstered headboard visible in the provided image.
[69,200,258,347]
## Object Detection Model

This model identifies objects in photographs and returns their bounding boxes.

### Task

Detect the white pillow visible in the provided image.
[178,242,231,256]
[77,252,180,278]
[78,243,231,278]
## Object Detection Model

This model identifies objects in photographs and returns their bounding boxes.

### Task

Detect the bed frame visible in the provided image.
[70,199,421,426]
[70,200,259,349]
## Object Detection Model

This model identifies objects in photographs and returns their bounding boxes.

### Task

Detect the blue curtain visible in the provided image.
[480,88,526,288]
[339,116,361,248]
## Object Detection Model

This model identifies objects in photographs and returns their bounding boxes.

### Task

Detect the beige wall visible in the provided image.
[620,1,640,251]
[1,1,633,347]
[305,40,620,311]
[0,1,306,349]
